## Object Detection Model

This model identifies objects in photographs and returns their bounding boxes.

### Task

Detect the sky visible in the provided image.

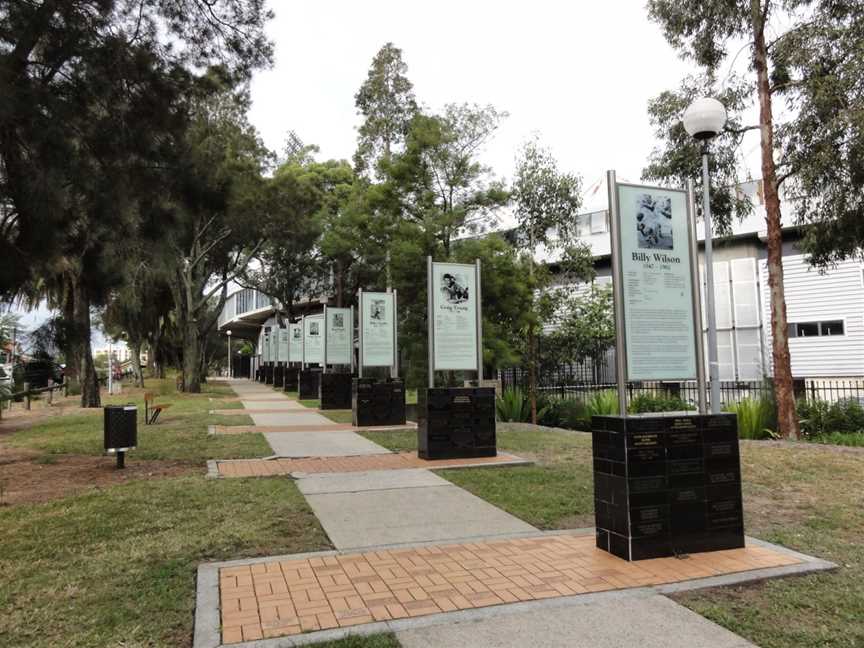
[249,0,706,210]
[11,1,769,341]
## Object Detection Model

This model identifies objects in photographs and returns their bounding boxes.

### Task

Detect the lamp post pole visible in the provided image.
[226,330,232,378]
[700,147,721,413]
[683,96,727,414]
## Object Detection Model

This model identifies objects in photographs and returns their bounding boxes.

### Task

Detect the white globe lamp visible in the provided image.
[682,97,727,140]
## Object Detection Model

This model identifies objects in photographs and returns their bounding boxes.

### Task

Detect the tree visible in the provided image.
[162,83,271,393]
[644,0,836,438]
[1,1,273,404]
[547,285,615,375]
[354,43,418,175]
[512,138,589,423]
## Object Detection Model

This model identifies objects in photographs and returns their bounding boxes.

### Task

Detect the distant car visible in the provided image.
[13,360,64,389]
[0,365,11,391]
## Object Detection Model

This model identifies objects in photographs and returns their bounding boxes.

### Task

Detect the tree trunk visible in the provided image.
[183,321,202,393]
[528,327,538,425]
[130,340,145,388]
[752,2,800,439]
[72,281,101,407]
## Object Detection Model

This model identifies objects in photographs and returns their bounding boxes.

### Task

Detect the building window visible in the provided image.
[590,211,608,234]
[789,320,844,337]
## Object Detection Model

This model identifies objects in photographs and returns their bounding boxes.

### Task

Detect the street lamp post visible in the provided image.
[683,97,727,414]
[226,330,232,378]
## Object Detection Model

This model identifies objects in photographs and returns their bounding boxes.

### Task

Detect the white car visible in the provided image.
[0,365,11,391]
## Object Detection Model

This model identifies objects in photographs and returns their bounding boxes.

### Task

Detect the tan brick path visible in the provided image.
[218,533,800,643]
[216,452,524,477]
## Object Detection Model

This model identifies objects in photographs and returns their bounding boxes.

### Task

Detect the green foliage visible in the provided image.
[724,397,777,440]
[540,397,590,430]
[354,43,418,174]
[546,285,614,367]
[495,388,550,423]
[797,399,864,438]
[629,393,695,414]
[585,390,619,418]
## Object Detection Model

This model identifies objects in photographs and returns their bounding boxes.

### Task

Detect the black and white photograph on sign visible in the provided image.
[371,299,386,321]
[635,193,673,250]
[309,321,320,336]
[440,272,469,304]
[333,313,344,328]
[292,328,300,339]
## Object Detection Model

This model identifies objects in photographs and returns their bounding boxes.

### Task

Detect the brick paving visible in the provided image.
[216,452,525,477]
[218,533,800,644]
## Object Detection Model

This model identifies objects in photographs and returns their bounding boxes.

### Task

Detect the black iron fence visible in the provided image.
[499,366,864,407]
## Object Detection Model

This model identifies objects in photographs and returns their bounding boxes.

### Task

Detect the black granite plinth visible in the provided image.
[264,364,274,384]
[298,369,321,400]
[592,413,744,561]
[352,379,407,426]
[283,367,299,392]
[273,365,284,388]
[418,388,496,459]
[320,373,353,410]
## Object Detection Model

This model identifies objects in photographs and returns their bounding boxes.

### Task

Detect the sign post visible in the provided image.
[428,258,481,383]
[607,170,707,414]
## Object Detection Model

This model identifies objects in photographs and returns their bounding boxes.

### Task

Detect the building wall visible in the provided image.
[759,254,864,377]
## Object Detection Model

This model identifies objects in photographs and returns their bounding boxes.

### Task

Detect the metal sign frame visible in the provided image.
[426,257,483,388]
[607,170,707,415]
[358,289,399,379]
[322,305,354,374]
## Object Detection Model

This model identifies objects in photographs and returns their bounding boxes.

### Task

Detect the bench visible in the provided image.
[144,392,172,424]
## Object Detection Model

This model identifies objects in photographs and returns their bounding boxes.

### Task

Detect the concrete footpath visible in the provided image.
[196,379,834,648]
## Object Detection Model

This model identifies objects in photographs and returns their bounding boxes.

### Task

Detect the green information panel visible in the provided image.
[325,307,352,366]
[288,323,302,363]
[431,262,478,371]
[303,315,323,365]
[361,292,395,368]
[616,183,697,380]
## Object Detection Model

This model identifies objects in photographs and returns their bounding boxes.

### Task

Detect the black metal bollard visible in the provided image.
[104,405,137,469]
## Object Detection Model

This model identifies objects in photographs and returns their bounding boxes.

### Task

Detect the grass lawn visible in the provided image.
[362,425,864,648]
[0,475,330,648]
[3,380,270,462]
[320,409,353,424]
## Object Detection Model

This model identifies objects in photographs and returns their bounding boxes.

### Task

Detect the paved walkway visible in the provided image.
[197,379,832,648]
[215,452,526,477]
[216,534,797,644]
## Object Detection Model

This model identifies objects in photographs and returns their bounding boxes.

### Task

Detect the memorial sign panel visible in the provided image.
[431,262,478,371]
[325,307,352,366]
[615,184,697,381]
[278,327,289,362]
[303,315,324,365]
[288,323,302,363]
[360,292,395,368]
[262,332,271,363]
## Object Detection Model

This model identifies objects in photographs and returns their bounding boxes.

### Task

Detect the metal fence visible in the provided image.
[499,366,864,407]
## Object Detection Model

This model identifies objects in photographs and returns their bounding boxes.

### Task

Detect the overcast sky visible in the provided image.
[248,0,740,210]
[13,1,769,339]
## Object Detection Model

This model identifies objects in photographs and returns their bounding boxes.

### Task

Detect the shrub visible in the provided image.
[541,397,590,430]
[628,392,694,414]
[585,390,619,419]
[724,397,776,439]
[495,388,550,423]
[798,398,864,437]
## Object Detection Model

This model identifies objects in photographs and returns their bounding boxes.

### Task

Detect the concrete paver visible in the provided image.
[263,431,389,457]
[395,592,757,648]
[296,469,452,495]
[303,482,538,549]
[215,451,529,477]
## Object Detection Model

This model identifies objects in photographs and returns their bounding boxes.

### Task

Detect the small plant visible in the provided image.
[629,392,695,414]
[543,397,590,430]
[584,390,619,419]
[495,388,549,423]
[798,398,864,438]
[724,397,777,439]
